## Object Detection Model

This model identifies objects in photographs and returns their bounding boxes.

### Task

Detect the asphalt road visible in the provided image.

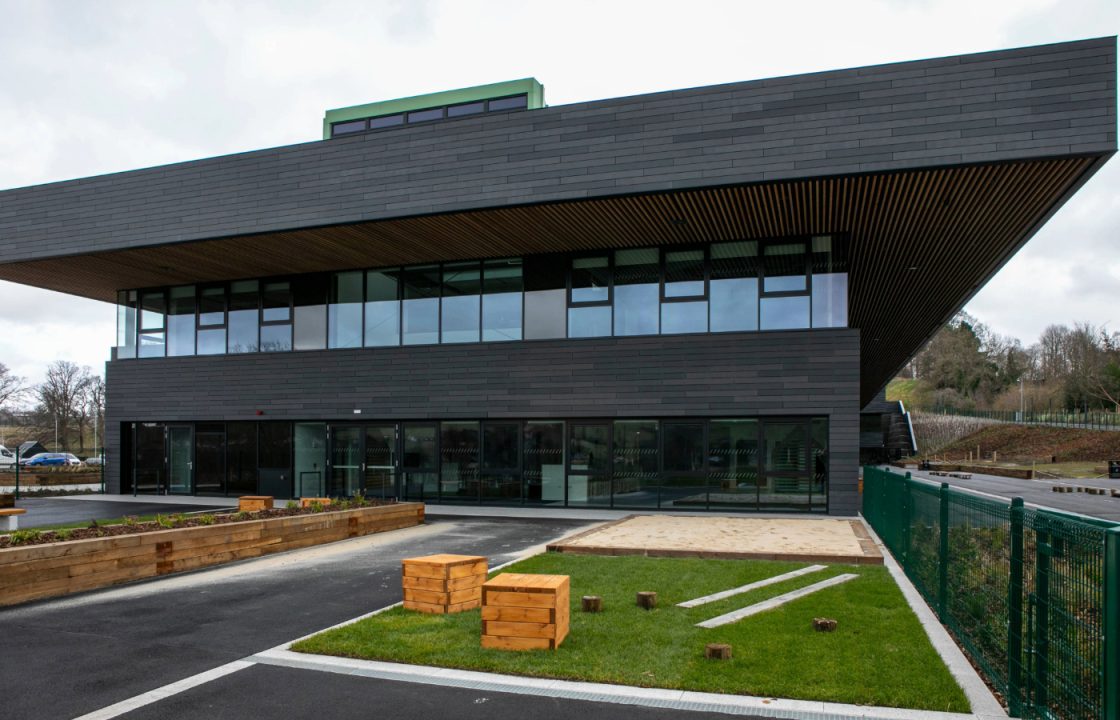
[10,497,227,528]
[0,515,746,720]
[901,467,1120,521]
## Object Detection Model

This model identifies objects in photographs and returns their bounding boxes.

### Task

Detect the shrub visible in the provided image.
[9,529,42,545]
[198,514,215,526]
[286,500,299,510]
[54,528,72,541]
[233,511,251,521]
[155,514,175,529]
[123,515,139,527]
[309,501,325,513]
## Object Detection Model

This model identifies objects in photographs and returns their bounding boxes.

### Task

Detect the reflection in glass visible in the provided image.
[760,296,810,330]
[661,421,707,509]
[197,286,226,355]
[612,420,658,508]
[116,290,137,359]
[261,281,291,323]
[329,272,363,349]
[763,243,807,292]
[329,426,363,496]
[365,269,400,347]
[613,248,658,336]
[364,425,397,499]
[710,241,759,333]
[441,421,479,501]
[570,256,610,303]
[402,266,440,345]
[568,306,611,338]
[402,424,438,500]
[482,422,520,501]
[709,420,759,509]
[133,423,165,493]
[138,292,165,358]
[664,249,705,297]
[168,427,192,494]
[228,280,259,353]
[482,259,522,341]
[194,426,225,495]
[226,422,259,496]
[811,273,848,328]
[811,417,829,509]
[441,262,481,344]
[167,286,195,357]
[568,424,610,506]
[293,276,327,351]
[294,423,326,498]
[661,301,707,334]
[260,325,291,352]
[524,422,564,505]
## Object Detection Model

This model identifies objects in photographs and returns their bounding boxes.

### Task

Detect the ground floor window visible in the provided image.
[119,416,829,512]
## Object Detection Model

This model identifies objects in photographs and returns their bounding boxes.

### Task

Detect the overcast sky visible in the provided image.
[0,0,1117,390]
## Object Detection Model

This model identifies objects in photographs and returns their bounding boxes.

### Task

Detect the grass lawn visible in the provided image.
[292,554,969,712]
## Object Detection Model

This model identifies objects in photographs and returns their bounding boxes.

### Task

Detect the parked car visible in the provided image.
[23,452,83,467]
[0,445,16,469]
[85,455,105,466]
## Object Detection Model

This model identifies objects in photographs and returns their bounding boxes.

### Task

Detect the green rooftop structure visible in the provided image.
[322,78,545,139]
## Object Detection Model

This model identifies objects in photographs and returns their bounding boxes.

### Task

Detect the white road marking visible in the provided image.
[677,565,828,608]
[696,573,859,628]
[70,660,254,720]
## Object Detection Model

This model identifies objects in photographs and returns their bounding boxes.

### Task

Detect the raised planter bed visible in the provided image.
[0,502,424,607]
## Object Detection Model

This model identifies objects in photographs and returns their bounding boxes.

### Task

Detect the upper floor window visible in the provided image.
[114,236,848,360]
[329,94,531,138]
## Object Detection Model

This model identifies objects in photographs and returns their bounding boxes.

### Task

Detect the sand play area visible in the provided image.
[547,515,882,564]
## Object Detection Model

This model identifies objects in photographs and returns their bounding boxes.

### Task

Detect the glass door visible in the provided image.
[401,423,438,501]
[329,426,363,497]
[194,425,225,495]
[761,419,812,511]
[364,424,398,500]
[133,423,165,494]
[294,422,326,498]
[167,425,194,495]
[567,423,611,507]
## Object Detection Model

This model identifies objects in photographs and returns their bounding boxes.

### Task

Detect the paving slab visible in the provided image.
[547,514,882,564]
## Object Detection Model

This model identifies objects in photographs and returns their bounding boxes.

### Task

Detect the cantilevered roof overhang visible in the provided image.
[0,37,1115,406]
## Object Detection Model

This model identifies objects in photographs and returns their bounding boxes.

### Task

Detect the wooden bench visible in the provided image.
[238,496,274,512]
[0,508,27,531]
[481,573,570,650]
[299,497,332,508]
[402,554,487,614]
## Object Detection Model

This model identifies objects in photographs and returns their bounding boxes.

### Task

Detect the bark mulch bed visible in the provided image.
[0,498,396,548]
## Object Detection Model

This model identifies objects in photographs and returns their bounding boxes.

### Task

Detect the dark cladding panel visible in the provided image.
[0,38,1113,265]
[104,329,861,514]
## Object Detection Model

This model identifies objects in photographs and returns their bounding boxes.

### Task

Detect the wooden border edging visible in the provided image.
[0,502,424,607]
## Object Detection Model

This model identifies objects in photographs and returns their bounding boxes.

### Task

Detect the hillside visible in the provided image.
[928,423,1120,463]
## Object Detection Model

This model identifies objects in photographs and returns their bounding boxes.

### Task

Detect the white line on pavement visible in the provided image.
[70,660,254,720]
[677,564,828,608]
[695,573,858,628]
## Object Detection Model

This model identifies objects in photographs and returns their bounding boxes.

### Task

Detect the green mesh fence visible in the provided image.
[863,466,1120,720]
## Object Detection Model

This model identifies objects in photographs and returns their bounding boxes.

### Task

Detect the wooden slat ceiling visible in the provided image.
[0,157,1094,405]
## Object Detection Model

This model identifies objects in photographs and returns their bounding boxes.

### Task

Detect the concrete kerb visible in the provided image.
[260,516,998,720]
[856,516,1008,720]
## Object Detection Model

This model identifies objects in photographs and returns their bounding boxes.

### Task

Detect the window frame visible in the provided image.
[567,253,613,308]
[659,245,710,303]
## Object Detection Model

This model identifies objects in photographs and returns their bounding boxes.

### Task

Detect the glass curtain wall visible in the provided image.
[329,272,363,349]
[123,417,828,511]
[114,236,847,359]
[167,286,196,356]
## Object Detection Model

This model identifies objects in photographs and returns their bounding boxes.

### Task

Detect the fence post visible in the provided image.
[1008,497,1025,718]
[939,482,949,621]
[1034,516,1051,711]
[1105,526,1120,720]
[902,472,912,564]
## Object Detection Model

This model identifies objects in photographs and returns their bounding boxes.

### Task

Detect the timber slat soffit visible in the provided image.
[0,156,1096,403]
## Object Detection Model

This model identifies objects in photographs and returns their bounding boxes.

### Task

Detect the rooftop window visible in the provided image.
[329,93,531,138]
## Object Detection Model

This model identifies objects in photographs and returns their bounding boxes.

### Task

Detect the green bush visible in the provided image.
[9,529,42,545]
[198,514,215,526]
[286,500,299,510]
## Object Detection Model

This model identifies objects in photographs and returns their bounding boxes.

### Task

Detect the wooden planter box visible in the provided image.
[0,502,424,607]
[481,573,570,650]
[401,553,487,614]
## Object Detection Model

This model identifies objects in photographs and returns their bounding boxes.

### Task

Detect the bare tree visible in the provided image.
[38,361,92,452]
[78,375,106,453]
[0,362,28,411]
